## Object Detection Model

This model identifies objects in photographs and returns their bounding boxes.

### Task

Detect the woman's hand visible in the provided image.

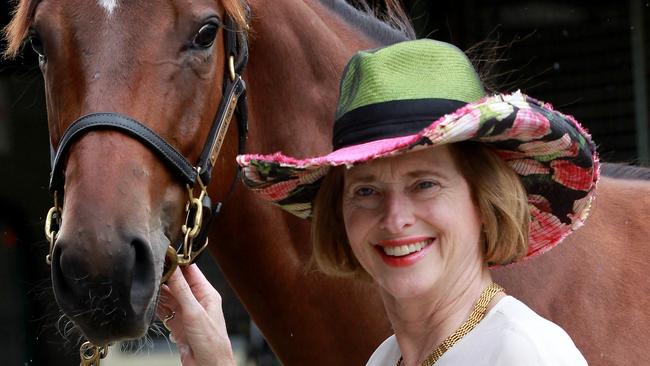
[156,264,236,366]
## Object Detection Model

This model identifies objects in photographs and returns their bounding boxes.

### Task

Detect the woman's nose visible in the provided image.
[379,192,415,233]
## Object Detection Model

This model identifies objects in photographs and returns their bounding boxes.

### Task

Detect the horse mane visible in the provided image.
[223,0,249,31]
[601,162,650,181]
[3,0,38,58]
[319,0,416,44]
[2,0,250,59]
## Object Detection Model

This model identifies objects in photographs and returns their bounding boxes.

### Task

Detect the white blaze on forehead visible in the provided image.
[98,0,119,14]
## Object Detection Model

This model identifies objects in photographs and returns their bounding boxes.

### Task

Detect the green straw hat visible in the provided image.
[237,39,599,260]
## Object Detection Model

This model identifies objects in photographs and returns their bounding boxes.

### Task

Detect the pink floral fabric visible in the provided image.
[237,91,599,262]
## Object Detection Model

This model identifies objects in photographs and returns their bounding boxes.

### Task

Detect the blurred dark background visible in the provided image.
[1,0,648,365]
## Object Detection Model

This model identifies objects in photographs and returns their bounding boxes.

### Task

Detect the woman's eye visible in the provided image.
[415,180,438,190]
[193,23,219,49]
[354,187,376,197]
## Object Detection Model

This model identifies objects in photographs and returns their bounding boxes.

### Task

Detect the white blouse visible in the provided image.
[366,296,588,366]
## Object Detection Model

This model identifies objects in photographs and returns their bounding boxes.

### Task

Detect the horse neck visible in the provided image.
[594,176,650,226]
[206,3,394,364]
[244,0,378,157]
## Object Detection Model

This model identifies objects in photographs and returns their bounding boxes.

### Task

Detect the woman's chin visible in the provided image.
[375,267,443,301]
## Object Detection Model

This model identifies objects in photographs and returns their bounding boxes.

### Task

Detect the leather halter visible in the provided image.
[44,14,250,284]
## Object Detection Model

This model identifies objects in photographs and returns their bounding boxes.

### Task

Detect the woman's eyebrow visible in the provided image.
[406,170,447,179]
[346,169,447,185]
[345,173,377,184]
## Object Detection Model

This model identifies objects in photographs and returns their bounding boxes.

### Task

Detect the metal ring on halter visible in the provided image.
[161,245,179,284]
[45,232,56,265]
[162,311,176,331]
[228,55,236,81]
[80,341,108,366]
[44,205,61,265]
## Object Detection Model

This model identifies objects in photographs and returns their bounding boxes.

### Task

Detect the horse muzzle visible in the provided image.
[51,231,158,344]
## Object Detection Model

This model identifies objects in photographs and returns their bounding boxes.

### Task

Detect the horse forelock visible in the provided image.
[3,0,41,59]
[223,0,250,32]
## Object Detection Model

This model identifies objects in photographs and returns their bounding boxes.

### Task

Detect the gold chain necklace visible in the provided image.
[396,282,504,366]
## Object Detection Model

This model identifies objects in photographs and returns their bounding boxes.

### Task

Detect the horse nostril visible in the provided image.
[129,236,155,313]
[51,243,73,298]
[51,238,98,307]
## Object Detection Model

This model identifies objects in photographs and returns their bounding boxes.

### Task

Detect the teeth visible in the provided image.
[382,240,430,257]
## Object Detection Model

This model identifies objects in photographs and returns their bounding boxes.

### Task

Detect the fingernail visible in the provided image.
[169,332,176,344]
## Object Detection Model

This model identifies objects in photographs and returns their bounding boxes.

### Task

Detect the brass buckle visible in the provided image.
[80,341,108,366]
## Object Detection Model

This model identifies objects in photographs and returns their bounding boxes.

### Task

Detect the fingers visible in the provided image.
[159,265,235,366]
[157,284,178,315]
[156,287,185,344]
[182,264,222,314]
[165,267,202,314]
[183,263,209,284]
[163,265,223,327]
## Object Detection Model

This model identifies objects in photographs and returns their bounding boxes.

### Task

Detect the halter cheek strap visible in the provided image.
[44,14,250,281]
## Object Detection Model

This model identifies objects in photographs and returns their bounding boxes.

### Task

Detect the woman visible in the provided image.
[159,39,598,365]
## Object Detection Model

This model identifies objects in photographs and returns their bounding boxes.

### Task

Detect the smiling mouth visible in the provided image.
[378,239,434,257]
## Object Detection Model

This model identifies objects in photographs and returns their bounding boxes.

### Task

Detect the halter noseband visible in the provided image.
[44,14,250,286]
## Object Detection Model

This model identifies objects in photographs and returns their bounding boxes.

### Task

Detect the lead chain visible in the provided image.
[44,193,62,265]
[80,342,108,366]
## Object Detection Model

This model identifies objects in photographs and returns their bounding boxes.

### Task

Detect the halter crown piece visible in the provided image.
[43,11,250,365]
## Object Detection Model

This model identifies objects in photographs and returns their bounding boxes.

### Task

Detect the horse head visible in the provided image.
[6,0,248,344]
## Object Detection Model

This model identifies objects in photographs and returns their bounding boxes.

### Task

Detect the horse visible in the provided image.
[4,0,649,365]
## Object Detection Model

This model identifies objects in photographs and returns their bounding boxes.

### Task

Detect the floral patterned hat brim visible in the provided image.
[236,91,600,261]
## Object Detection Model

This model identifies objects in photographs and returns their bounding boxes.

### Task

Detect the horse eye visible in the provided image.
[28,35,47,65]
[193,23,219,49]
[29,35,45,57]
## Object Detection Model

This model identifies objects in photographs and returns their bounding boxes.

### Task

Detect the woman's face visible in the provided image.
[342,145,485,300]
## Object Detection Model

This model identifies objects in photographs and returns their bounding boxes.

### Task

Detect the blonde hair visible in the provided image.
[450,142,529,266]
[311,142,530,278]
